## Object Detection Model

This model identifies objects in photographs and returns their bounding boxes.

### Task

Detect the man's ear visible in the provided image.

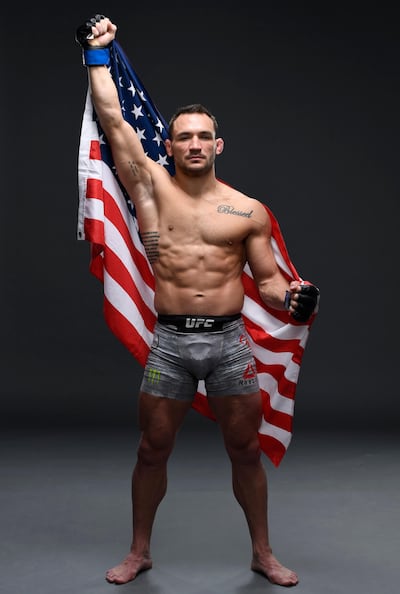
[165,138,172,157]
[215,137,224,155]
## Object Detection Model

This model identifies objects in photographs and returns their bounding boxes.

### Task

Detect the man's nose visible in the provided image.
[189,136,201,149]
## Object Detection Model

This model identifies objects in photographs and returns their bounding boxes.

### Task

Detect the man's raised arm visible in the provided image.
[76,14,155,192]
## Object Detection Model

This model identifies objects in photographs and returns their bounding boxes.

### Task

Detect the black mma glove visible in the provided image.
[75,14,111,66]
[286,284,320,323]
[76,14,106,47]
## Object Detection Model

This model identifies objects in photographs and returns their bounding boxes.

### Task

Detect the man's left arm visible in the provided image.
[245,204,319,322]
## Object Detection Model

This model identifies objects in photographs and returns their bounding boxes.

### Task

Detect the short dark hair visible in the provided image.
[168,103,219,138]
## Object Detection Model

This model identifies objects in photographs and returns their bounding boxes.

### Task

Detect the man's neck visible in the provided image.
[173,168,219,198]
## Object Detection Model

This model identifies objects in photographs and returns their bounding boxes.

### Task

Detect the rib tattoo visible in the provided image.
[142,231,160,263]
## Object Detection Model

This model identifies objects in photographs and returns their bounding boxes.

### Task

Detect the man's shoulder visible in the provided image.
[218,182,266,211]
[215,183,270,230]
[217,179,255,200]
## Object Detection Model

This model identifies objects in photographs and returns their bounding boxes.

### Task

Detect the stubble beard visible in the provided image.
[179,157,214,178]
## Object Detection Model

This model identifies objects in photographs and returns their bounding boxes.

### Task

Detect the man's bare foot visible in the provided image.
[105,551,152,584]
[251,551,299,587]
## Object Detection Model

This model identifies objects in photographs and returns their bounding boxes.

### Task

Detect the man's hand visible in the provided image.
[75,14,117,48]
[285,282,320,323]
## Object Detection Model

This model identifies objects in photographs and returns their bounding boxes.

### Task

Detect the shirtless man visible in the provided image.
[76,14,319,588]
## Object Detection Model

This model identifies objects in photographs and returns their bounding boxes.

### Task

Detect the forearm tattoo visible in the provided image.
[128,160,140,177]
[142,231,160,263]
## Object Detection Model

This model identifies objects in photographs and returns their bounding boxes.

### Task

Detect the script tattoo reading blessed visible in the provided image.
[217,204,253,218]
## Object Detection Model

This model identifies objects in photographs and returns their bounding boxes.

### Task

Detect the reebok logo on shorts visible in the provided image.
[243,363,256,379]
[239,363,257,387]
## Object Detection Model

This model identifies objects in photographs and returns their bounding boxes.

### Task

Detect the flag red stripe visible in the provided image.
[103,248,156,333]
[103,299,151,366]
[257,365,297,399]
[260,389,294,432]
[89,245,104,282]
[192,392,216,421]
[85,176,155,289]
[90,139,102,160]
[84,214,104,246]
[101,187,156,290]
[258,433,288,468]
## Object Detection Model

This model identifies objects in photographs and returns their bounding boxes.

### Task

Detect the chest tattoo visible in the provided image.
[217,204,253,218]
[142,231,160,263]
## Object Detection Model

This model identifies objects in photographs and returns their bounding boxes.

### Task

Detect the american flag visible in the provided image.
[77,41,317,467]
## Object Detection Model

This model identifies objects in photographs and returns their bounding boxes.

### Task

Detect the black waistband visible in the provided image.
[157,313,242,332]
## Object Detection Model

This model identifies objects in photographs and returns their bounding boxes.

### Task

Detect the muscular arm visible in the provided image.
[82,17,165,204]
[89,65,150,185]
[246,203,319,321]
[245,204,292,311]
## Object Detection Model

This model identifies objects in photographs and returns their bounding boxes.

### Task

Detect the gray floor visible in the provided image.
[1,417,399,594]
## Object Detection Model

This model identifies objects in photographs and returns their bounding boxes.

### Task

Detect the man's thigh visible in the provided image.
[207,391,262,445]
[138,391,193,438]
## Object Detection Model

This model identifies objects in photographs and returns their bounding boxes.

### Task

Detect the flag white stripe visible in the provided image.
[259,422,292,448]
[103,269,153,347]
[257,373,296,415]
[104,218,155,310]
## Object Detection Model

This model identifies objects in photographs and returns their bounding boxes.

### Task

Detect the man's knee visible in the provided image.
[225,435,262,465]
[137,430,175,466]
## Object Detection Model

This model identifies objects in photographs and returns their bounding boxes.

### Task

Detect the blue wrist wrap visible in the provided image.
[83,47,110,66]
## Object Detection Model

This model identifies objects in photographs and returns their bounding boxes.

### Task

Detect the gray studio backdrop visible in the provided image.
[2,2,398,432]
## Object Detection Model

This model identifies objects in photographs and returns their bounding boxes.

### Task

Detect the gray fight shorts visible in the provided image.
[140,314,260,401]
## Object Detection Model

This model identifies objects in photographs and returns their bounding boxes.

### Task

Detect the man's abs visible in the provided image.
[153,277,245,316]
